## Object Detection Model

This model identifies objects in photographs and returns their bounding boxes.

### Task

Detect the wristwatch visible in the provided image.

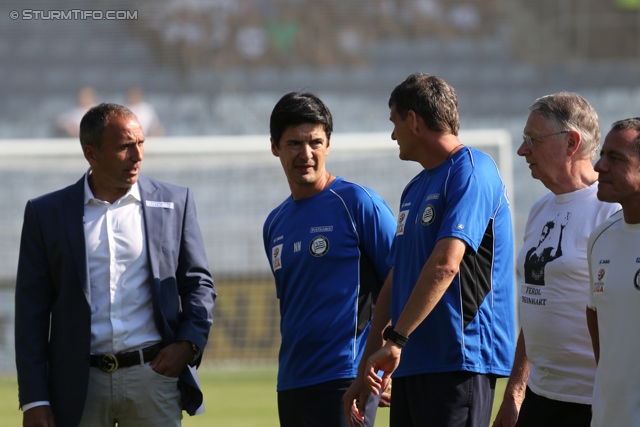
[383,325,409,347]
[178,339,201,364]
[189,341,201,363]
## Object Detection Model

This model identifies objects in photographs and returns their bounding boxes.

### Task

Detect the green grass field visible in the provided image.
[0,368,506,426]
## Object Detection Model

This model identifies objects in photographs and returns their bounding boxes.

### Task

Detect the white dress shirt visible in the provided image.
[22,172,163,412]
[83,172,162,354]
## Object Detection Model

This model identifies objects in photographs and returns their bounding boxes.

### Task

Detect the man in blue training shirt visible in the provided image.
[263,92,397,427]
[345,73,516,427]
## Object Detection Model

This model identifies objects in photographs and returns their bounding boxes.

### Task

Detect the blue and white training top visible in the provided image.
[263,176,397,391]
[390,146,515,378]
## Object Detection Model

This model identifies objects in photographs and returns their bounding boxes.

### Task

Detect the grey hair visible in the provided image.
[529,92,600,160]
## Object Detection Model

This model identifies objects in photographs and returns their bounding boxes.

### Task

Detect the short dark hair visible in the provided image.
[610,117,640,157]
[269,92,333,147]
[388,73,459,136]
[79,103,136,150]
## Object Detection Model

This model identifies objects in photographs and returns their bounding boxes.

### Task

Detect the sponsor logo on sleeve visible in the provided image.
[397,210,409,236]
[272,244,283,271]
[594,265,607,294]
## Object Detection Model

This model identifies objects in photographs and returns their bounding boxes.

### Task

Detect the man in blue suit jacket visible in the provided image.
[15,103,216,427]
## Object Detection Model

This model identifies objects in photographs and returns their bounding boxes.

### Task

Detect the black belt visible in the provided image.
[89,343,163,373]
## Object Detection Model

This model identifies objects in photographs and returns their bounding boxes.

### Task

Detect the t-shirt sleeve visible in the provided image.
[359,192,397,281]
[438,160,502,252]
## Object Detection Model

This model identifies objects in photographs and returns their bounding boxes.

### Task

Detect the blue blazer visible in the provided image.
[15,175,216,427]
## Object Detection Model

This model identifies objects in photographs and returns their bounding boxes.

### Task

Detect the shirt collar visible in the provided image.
[83,168,141,205]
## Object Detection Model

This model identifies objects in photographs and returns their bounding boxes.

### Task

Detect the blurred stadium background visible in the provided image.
[1,0,640,371]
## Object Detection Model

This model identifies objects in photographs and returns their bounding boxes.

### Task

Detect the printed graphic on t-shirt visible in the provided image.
[521,284,546,306]
[523,212,570,286]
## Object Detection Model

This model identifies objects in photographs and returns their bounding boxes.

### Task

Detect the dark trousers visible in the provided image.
[278,378,380,427]
[390,371,496,427]
[515,386,592,427]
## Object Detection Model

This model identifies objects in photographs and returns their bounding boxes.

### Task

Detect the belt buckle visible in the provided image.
[98,354,119,373]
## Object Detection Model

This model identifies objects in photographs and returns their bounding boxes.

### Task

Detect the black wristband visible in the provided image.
[383,325,409,347]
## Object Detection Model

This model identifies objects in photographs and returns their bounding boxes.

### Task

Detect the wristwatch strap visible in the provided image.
[383,325,409,347]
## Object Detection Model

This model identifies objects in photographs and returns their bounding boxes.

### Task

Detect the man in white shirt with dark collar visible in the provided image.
[15,103,216,427]
[587,117,640,427]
